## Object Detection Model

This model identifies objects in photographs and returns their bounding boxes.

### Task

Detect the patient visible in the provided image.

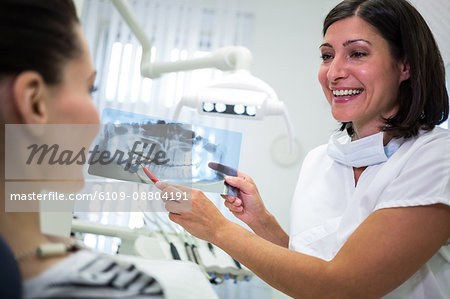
[0,236,22,298]
[0,1,216,298]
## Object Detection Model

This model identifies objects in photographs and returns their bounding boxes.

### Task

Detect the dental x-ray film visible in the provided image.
[88,108,242,195]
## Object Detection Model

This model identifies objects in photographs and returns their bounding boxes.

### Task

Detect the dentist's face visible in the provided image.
[318,16,409,135]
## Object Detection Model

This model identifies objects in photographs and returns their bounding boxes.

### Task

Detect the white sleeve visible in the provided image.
[375,130,450,211]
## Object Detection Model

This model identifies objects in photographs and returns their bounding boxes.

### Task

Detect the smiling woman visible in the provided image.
[322,0,448,140]
[318,16,411,139]
[154,0,450,298]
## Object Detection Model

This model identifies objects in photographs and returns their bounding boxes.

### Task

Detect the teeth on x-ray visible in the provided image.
[87,109,242,194]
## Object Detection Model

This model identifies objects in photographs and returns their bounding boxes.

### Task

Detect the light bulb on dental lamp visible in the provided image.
[173,69,295,153]
[111,0,295,153]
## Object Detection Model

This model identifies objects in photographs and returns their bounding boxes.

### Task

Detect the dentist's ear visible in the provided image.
[398,58,410,83]
[12,71,49,124]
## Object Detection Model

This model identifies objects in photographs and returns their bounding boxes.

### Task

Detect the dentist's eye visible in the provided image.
[320,53,333,61]
[351,51,367,58]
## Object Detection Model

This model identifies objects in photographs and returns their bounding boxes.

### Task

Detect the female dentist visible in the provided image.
[157,0,450,298]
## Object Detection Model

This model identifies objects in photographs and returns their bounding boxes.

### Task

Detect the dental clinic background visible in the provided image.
[67,0,450,298]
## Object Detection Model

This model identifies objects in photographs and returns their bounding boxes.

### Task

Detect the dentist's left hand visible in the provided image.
[155,181,230,242]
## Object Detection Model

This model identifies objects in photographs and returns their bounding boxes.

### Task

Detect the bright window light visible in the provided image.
[128,212,144,229]
[84,234,98,249]
[164,48,181,107]
[117,43,133,102]
[141,78,152,102]
[97,235,106,251]
[150,46,157,63]
[171,48,180,61]
[165,72,177,107]
[105,42,122,100]
[140,46,156,103]
[130,46,142,103]
[175,50,188,105]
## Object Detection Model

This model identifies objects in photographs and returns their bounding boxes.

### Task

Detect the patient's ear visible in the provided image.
[12,71,48,124]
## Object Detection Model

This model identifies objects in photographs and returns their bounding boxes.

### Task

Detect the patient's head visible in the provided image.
[0,0,99,125]
[0,0,100,199]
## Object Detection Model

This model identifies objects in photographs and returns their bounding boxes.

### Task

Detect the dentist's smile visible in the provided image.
[330,88,364,103]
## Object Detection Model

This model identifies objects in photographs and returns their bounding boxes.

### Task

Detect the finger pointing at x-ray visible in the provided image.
[156,181,192,214]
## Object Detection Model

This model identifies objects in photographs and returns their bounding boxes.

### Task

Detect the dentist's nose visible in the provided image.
[327,56,348,82]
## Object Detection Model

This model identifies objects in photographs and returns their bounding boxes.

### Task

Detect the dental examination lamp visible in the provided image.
[111,0,294,152]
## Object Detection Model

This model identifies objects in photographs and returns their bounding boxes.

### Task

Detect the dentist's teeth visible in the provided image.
[332,89,363,97]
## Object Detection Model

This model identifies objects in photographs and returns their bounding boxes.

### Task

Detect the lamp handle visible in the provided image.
[112,0,252,79]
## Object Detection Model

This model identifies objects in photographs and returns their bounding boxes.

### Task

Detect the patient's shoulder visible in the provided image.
[24,250,164,298]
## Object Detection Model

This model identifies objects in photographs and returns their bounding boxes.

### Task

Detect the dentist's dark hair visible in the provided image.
[0,0,81,85]
[323,0,448,138]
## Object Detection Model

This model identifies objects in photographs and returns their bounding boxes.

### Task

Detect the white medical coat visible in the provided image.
[289,127,450,298]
